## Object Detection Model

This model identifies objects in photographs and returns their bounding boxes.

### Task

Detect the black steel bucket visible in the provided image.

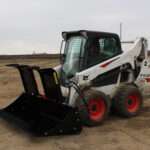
[0,93,82,136]
[0,64,82,136]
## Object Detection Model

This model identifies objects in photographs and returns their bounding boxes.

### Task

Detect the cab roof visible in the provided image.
[62,30,120,40]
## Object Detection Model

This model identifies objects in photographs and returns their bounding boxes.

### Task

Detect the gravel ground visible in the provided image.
[0,59,150,150]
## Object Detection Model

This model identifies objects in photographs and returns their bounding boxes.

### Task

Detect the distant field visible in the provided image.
[0,53,60,59]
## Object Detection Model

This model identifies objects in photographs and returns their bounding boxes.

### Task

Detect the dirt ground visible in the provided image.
[1,59,150,150]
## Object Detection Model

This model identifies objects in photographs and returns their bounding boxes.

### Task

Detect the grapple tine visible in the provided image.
[36,68,64,103]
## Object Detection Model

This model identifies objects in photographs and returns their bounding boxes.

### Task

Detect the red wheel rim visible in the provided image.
[126,93,140,113]
[88,98,106,121]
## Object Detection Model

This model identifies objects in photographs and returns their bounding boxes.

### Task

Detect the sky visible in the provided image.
[0,0,150,54]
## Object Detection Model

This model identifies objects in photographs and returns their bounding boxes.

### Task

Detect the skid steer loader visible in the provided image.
[1,30,150,135]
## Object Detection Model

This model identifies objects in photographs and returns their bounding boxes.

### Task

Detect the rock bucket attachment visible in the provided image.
[0,64,82,136]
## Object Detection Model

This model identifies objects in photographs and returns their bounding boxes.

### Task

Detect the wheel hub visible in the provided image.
[126,93,140,113]
[88,98,106,121]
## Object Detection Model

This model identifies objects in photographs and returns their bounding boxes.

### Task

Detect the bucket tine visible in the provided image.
[36,68,64,103]
[6,64,39,95]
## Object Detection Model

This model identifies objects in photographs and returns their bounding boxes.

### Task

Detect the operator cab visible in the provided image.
[60,30,122,82]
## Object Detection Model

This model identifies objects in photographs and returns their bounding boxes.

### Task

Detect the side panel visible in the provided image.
[92,67,120,87]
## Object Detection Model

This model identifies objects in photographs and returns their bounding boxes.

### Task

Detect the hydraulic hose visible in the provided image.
[68,81,89,109]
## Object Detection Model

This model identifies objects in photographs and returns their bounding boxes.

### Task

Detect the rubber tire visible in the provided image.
[113,84,143,117]
[76,89,110,127]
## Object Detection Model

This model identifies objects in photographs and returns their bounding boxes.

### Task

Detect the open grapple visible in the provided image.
[0,64,82,136]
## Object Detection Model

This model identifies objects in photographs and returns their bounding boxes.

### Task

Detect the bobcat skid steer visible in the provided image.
[1,30,150,135]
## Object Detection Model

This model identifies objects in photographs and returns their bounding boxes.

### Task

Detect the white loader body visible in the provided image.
[60,38,150,106]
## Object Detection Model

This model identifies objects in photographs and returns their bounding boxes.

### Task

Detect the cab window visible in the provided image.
[86,37,121,68]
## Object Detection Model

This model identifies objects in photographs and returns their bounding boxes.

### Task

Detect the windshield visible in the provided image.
[62,36,86,78]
